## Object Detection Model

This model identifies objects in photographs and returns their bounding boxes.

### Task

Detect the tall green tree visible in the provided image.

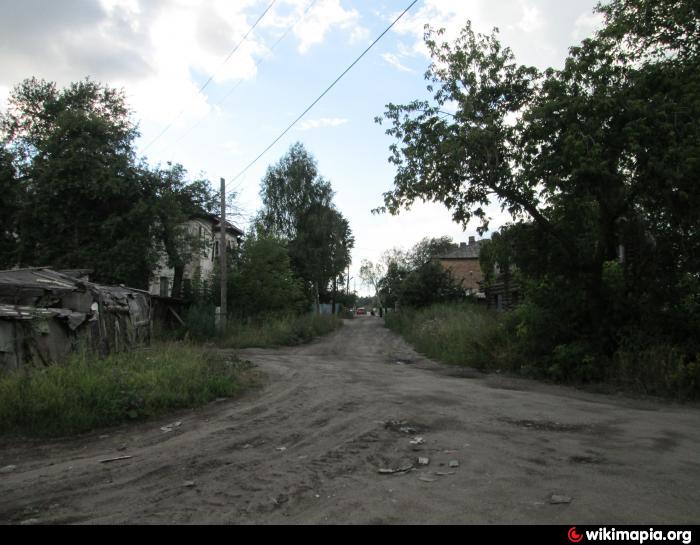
[289,203,354,310]
[258,142,333,239]
[377,260,408,309]
[0,148,19,269]
[1,78,153,287]
[228,233,307,318]
[258,143,354,310]
[408,236,457,268]
[400,261,464,309]
[1,78,220,291]
[376,0,700,365]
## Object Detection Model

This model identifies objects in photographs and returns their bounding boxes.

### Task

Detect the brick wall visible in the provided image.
[438,258,483,292]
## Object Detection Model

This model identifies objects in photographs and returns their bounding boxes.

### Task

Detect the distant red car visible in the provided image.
[356,307,366,316]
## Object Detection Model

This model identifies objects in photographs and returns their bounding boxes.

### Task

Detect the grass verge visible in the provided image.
[221,313,343,349]
[386,303,700,400]
[0,342,260,438]
[385,302,511,371]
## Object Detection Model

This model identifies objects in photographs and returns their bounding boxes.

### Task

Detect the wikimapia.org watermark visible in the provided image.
[568,527,693,544]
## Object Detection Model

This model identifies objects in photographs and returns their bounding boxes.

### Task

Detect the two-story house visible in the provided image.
[149,213,243,298]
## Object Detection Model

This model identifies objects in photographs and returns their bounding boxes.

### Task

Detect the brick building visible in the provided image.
[434,237,484,295]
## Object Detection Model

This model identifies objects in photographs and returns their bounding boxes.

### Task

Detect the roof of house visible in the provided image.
[438,240,484,260]
[190,212,244,236]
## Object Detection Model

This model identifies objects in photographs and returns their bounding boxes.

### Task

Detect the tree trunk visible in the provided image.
[331,277,337,315]
[588,206,620,355]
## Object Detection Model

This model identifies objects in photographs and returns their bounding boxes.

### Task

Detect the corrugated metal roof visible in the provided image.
[0,268,81,290]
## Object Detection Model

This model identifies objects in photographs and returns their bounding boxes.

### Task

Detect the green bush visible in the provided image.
[0,343,259,437]
[227,234,308,318]
[612,343,700,400]
[387,301,700,400]
[182,301,218,341]
[399,261,465,308]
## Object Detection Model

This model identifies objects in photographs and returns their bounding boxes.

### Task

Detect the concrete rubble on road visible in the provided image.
[377,463,414,475]
[549,494,573,504]
[160,421,183,433]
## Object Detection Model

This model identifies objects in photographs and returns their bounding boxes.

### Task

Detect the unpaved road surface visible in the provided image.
[1,317,699,524]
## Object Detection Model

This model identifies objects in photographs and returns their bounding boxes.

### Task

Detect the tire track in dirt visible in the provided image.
[1,317,699,524]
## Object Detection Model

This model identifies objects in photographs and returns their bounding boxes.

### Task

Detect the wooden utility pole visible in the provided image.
[219,177,227,332]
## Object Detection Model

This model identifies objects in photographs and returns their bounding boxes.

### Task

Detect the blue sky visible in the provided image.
[0,0,602,293]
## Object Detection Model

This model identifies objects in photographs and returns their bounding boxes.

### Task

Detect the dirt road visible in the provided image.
[1,317,699,524]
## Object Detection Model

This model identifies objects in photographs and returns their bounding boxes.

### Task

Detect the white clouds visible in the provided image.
[222,139,244,156]
[292,0,367,53]
[381,53,415,73]
[349,25,371,45]
[0,85,9,111]
[391,0,485,56]
[515,1,544,34]
[0,0,369,131]
[571,10,604,42]
[389,0,599,70]
[297,117,348,131]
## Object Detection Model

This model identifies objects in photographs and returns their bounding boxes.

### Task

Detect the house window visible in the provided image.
[159,277,169,297]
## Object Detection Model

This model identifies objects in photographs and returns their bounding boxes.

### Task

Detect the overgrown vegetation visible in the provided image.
[0,343,260,437]
[221,313,343,349]
[0,65,354,440]
[0,78,220,289]
[377,0,700,399]
[388,303,700,400]
[225,233,308,318]
[386,303,510,371]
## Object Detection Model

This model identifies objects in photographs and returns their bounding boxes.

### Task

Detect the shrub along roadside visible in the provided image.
[385,302,511,371]
[386,302,700,400]
[0,343,261,438]
[221,313,343,349]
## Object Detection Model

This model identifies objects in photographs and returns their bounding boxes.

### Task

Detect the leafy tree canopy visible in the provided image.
[258,143,354,308]
[228,233,307,318]
[376,0,700,361]
[259,142,333,239]
[1,77,221,290]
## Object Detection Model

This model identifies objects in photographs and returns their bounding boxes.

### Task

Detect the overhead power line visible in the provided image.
[141,0,278,154]
[156,0,319,155]
[225,0,420,195]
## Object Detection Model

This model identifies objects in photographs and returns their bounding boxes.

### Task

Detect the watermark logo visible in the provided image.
[568,527,584,543]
